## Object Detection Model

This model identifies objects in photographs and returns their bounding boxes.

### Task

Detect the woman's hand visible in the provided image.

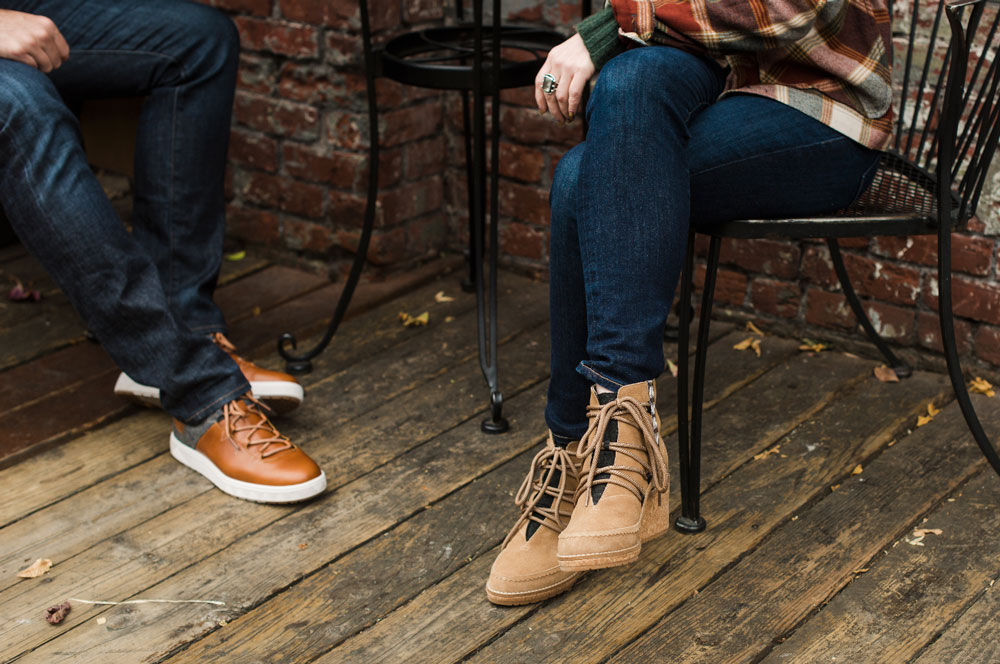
[0,9,70,72]
[535,33,595,123]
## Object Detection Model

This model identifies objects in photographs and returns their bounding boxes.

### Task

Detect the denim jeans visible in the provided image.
[545,46,882,440]
[0,0,249,422]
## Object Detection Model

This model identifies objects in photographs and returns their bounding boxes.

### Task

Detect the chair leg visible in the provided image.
[827,239,912,379]
[938,228,1000,476]
[460,90,476,294]
[676,233,716,534]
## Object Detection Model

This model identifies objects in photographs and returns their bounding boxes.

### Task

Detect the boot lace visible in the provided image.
[502,443,580,548]
[223,395,293,458]
[575,395,668,506]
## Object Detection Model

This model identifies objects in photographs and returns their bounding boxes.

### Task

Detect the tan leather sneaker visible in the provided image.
[557,380,670,571]
[486,435,583,605]
[114,332,304,414]
[170,396,326,503]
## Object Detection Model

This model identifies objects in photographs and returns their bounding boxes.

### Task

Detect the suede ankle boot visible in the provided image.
[557,379,670,570]
[486,434,584,605]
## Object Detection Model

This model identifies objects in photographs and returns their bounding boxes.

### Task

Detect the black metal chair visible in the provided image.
[676,0,1000,533]
[276,0,581,433]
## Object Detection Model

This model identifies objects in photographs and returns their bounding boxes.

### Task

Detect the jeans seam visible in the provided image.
[690,136,848,178]
[578,363,625,389]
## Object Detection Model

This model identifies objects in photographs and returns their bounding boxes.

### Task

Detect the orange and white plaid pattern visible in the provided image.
[610,0,895,150]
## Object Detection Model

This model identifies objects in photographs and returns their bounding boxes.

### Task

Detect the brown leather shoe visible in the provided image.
[114,332,304,414]
[486,435,583,605]
[557,380,669,571]
[170,396,326,503]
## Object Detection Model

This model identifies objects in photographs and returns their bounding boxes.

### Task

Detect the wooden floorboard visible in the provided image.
[3,260,1000,664]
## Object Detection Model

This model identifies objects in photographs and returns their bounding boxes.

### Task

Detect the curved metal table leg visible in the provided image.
[277,2,380,373]
[827,238,912,379]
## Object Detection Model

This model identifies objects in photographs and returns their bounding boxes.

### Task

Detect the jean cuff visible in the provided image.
[575,361,625,392]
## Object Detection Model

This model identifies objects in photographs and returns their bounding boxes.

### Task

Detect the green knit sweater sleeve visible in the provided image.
[576,6,624,72]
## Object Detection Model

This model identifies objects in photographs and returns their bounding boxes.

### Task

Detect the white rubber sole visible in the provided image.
[169,433,326,503]
[115,373,304,411]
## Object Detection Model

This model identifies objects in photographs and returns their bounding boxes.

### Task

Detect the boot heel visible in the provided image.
[639,482,671,543]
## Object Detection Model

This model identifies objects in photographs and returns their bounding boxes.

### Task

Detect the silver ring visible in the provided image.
[541,73,558,95]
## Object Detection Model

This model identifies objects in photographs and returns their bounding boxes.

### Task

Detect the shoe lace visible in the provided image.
[223,395,293,458]
[502,443,580,548]
[575,395,668,506]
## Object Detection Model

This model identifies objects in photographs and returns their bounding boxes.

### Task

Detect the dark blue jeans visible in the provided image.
[546,46,881,440]
[0,0,249,422]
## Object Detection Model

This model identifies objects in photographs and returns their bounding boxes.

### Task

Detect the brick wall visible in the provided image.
[211,0,1000,371]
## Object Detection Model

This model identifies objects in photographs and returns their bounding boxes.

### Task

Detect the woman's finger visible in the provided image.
[566,70,589,120]
[534,67,548,114]
[543,67,566,123]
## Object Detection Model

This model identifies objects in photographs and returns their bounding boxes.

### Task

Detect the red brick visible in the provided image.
[805,289,855,330]
[837,237,869,249]
[379,176,443,227]
[924,276,1000,326]
[277,63,338,104]
[338,226,409,266]
[917,311,972,355]
[324,31,362,67]
[380,102,443,148]
[952,235,994,276]
[501,221,546,260]
[236,54,276,95]
[357,148,402,189]
[405,137,445,180]
[234,93,320,139]
[500,88,538,108]
[326,111,366,150]
[233,17,319,58]
[283,218,335,253]
[406,216,447,255]
[500,106,581,146]
[873,234,993,276]
[720,238,800,280]
[871,235,937,265]
[967,215,986,233]
[750,278,802,318]
[800,244,837,287]
[229,129,278,172]
[226,204,279,245]
[975,325,1000,365]
[282,143,362,187]
[499,181,549,226]
[329,190,369,225]
[242,172,325,219]
[863,301,914,342]
[205,0,271,16]
[842,253,922,305]
[280,0,354,26]
[694,265,748,307]
[404,0,444,21]
[498,142,545,183]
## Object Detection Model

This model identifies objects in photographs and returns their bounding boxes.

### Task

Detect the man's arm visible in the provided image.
[0,9,69,72]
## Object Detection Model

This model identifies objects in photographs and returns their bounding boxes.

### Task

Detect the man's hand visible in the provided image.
[0,9,69,72]
[534,33,595,124]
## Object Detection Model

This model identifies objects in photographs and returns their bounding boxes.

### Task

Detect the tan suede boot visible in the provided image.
[557,380,669,570]
[486,435,583,605]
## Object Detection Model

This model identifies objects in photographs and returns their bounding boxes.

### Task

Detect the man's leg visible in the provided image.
[0,58,247,422]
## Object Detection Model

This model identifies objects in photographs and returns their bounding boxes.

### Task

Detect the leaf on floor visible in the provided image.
[8,280,41,302]
[873,365,900,383]
[851,464,863,475]
[751,338,762,357]
[969,377,996,397]
[45,602,71,625]
[224,250,246,262]
[17,558,52,578]
[434,290,455,303]
[916,403,939,427]
[746,321,765,336]
[798,338,828,353]
[753,444,781,461]
[733,337,754,351]
[905,527,943,546]
[667,358,678,378]
[398,311,429,327]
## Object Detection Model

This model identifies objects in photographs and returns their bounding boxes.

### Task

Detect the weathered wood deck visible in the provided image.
[2,246,999,664]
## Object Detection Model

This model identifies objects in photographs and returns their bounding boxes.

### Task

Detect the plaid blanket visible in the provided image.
[608,0,894,150]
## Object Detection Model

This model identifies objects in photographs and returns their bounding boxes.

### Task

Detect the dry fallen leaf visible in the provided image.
[45,602,71,625]
[753,444,781,461]
[873,365,900,383]
[970,377,995,397]
[751,338,762,357]
[224,250,246,262]
[251,306,261,317]
[916,414,932,427]
[398,311,429,327]
[434,290,455,303]
[8,280,41,303]
[906,527,943,546]
[927,402,940,417]
[851,464,863,475]
[17,559,53,578]
[96,617,106,625]
[733,337,754,351]
[444,315,454,323]
[667,359,678,378]
[798,338,828,353]
[830,483,841,491]
[746,321,765,336]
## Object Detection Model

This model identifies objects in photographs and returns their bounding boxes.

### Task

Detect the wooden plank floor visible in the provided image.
[2,252,1000,664]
